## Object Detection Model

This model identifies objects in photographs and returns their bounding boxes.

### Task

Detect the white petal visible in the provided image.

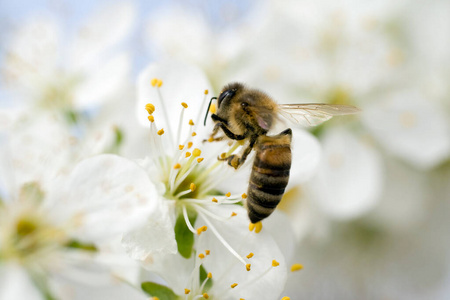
[287,128,322,186]
[73,53,131,109]
[46,154,160,242]
[136,60,212,146]
[197,205,287,300]
[68,2,136,72]
[362,89,450,169]
[0,264,44,300]
[121,205,177,261]
[308,128,383,220]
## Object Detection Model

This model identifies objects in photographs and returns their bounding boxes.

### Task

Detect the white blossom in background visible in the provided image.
[0,150,159,299]
[1,2,135,121]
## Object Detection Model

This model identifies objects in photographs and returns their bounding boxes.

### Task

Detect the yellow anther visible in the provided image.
[208,137,214,142]
[185,289,191,294]
[192,132,197,137]
[246,263,251,271]
[205,250,210,255]
[204,89,209,95]
[290,263,304,272]
[197,226,208,235]
[189,119,194,126]
[150,78,158,87]
[240,299,245,300]
[193,148,201,157]
[220,152,227,158]
[246,252,254,259]
[187,142,193,149]
[231,283,238,288]
[190,183,196,192]
[281,297,290,300]
[185,152,191,158]
[174,163,181,169]
[156,79,163,87]
[242,193,247,199]
[212,198,218,203]
[181,102,188,108]
[210,103,217,113]
[153,297,159,300]
[198,253,205,259]
[147,115,154,122]
[272,260,280,267]
[207,272,212,278]
[226,192,231,197]
[231,212,237,217]
[179,145,185,150]
[255,221,263,233]
[157,128,164,136]
[197,158,204,163]
[249,223,255,232]
[145,103,155,114]
[203,293,209,299]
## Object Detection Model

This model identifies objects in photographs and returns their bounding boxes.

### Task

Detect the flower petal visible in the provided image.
[0,264,44,300]
[46,154,160,242]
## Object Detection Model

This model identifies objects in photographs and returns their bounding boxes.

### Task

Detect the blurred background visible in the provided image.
[1,0,449,299]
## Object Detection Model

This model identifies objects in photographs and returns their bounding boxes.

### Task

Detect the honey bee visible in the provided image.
[205,82,360,223]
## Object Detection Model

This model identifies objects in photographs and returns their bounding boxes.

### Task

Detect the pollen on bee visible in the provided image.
[291,263,304,272]
[189,119,194,126]
[209,103,217,114]
[181,102,188,108]
[190,183,196,192]
[173,163,181,169]
[157,128,164,135]
[184,289,191,294]
[272,260,280,267]
[246,252,254,259]
[145,103,155,114]
[231,283,238,288]
[147,115,155,123]
[246,263,251,271]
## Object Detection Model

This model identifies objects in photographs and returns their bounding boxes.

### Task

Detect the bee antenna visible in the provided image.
[204,97,217,126]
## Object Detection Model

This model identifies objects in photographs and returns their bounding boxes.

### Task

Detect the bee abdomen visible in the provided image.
[247,142,291,224]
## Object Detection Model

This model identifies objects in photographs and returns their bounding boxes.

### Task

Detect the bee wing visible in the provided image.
[277,103,360,127]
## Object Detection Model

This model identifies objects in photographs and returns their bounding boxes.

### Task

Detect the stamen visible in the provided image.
[281,297,290,300]
[182,205,197,234]
[181,102,188,108]
[150,78,158,87]
[272,260,280,267]
[225,192,231,197]
[291,263,304,272]
[231,212,237,217]
[231,283,238,288]
[185,289,191,294]
[246,264,251,271]
[249,222,263,233]
[205,250,210,255]
[192,148,201,157]
[148,115,154,122]
[242,193,247,199]
[203,293,209,299]
[187,142,193,149]
[145,103,155,114]
[212,198,218,203]
[207,272,212,279]
[197,210,247,266]
[210,103,217,114]
[196,226,208,235]
[174,163,181,169]
[204,89,209,95]
[157,128,164,135]
[189,119,195,126]
[197,158,204,163]
[249,223,255,232]
[246,253,254,259]
[192,132,197,137]
[190,183,196,192]
[198,253,205,259]
[186,152,192,158]
[176,102,187,147]
[179,145,185,150]
[157,79,163,87]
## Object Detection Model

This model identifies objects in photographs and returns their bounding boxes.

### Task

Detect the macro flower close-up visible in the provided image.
[1,0,449,299]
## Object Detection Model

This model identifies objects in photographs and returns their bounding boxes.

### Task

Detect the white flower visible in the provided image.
[0,152,158,299]
[1,2,134,118]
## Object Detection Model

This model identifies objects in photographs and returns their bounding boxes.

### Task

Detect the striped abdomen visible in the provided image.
[246,129,292,223]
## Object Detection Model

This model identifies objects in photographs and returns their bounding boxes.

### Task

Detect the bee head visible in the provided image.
[217,82,244,108]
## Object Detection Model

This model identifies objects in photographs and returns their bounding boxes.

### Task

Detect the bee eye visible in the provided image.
[218,89,235,107]
[241,102,248,108]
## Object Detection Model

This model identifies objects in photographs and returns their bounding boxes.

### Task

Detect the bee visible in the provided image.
[204,82,360,223]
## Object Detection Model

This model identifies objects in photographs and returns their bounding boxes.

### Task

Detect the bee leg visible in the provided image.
[219,137,256,169]
[204,123,224,143]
